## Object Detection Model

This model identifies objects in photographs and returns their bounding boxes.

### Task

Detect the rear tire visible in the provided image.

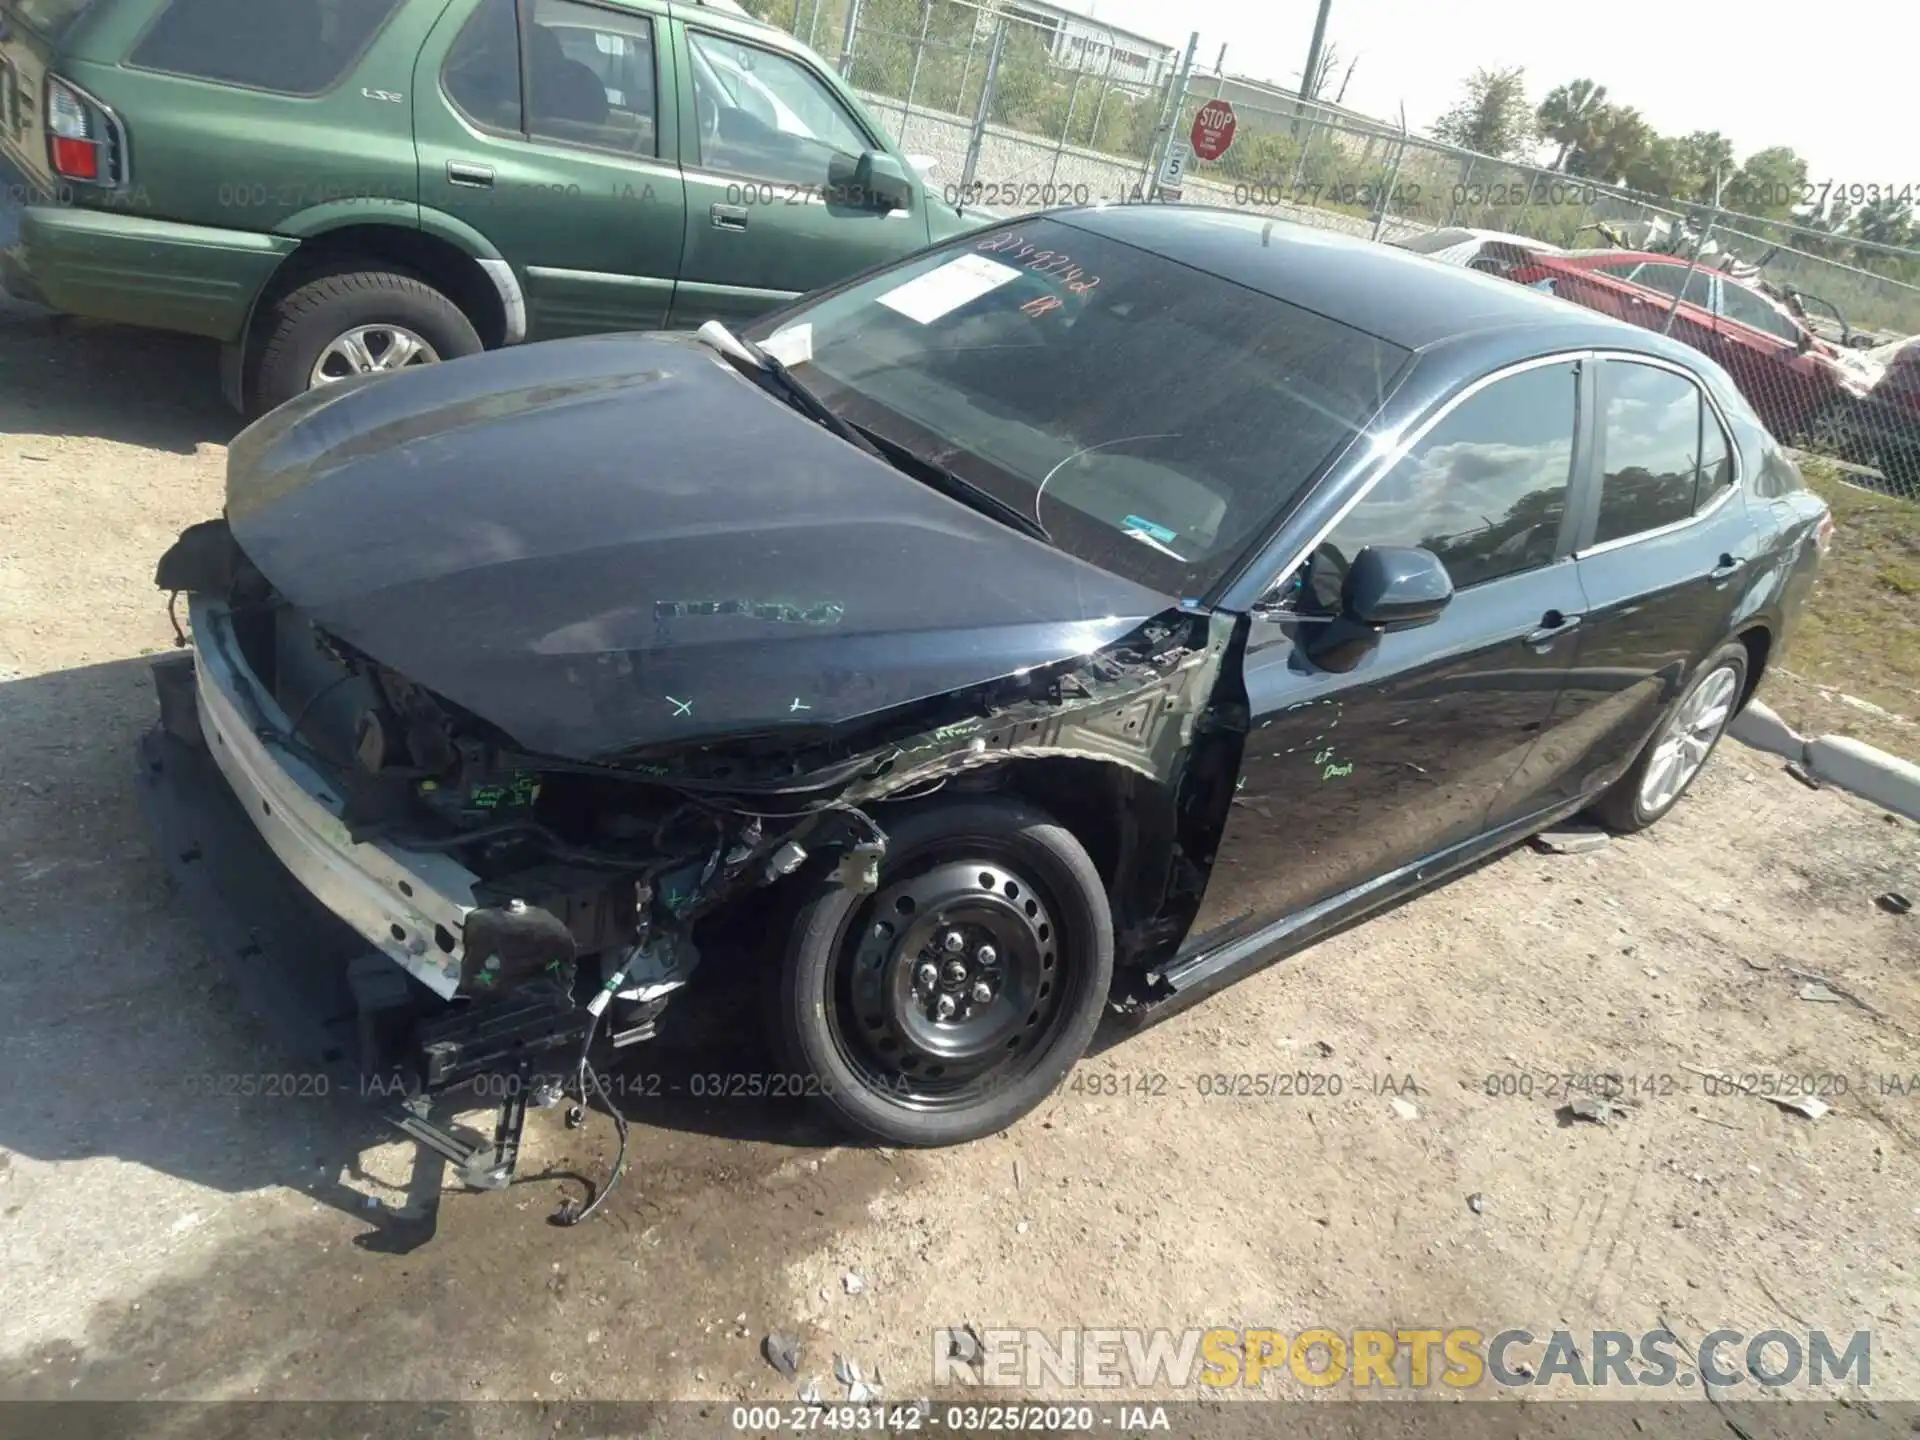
[773,796,1113,1147]
[1590,643,1748,834]
[248,265,482,415]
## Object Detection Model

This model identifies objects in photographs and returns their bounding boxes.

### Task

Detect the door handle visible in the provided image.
[446,161,494,189]
[711,202,750,231]
[1525,611,1583,649]
[1708,553,1745,583]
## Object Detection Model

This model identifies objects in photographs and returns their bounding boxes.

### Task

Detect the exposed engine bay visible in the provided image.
[153,516,1239,1218]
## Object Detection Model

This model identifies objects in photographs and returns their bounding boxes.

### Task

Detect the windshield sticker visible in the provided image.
[975,232,1102,296]
[1121,523,1186,561]
[876,254,1022,325]
[762,323,814,366]
[1122,515,1178,545]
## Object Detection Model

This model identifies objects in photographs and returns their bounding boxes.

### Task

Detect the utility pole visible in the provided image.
[1300,0,1332,102]
[1213,42,1228,99]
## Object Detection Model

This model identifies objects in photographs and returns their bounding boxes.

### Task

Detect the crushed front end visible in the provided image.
[143,514,1226,1207]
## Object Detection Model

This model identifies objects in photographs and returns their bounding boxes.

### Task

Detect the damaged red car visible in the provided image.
[144,207,1828,1200]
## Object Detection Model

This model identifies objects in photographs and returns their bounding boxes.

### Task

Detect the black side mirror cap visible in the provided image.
[1344,545,1454,631]
[831,150,913,211]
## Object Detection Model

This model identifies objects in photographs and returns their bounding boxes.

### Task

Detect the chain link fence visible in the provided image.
[745,0,1920,499]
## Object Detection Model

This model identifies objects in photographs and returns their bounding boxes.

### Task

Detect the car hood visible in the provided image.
[222,332,1174,762]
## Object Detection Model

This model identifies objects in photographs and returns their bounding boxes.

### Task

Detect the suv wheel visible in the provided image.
[773,796,1113,1147]
[250,266,483,415]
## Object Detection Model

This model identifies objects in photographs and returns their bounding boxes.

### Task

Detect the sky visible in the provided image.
[1075,0,1914,197]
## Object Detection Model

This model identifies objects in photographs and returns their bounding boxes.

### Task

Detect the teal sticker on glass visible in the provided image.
[1122,515,1178,544]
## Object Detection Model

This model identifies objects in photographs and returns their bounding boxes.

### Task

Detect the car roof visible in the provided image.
[1052,205,1693,358]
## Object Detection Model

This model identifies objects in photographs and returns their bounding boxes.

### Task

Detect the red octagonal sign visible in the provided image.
[1190,98,1237,162]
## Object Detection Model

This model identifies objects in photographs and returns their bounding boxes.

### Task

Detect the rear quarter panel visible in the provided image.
[40,0,453,234]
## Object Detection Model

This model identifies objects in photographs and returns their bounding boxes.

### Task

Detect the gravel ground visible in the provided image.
[2,280,1918,1428]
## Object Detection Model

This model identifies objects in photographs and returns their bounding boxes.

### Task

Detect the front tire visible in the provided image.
[775,796,1113,1146]
[249,265,482,415]
[1590,643,1748,834]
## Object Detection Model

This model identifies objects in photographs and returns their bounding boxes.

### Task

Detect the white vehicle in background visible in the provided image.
[1392,227,1569,276]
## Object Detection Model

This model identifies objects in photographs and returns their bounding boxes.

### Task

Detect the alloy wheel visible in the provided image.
[1638,663,1741,815]
[310,324,441,387]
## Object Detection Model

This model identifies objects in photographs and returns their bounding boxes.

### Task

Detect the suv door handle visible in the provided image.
[711,202,750,231]
[446,161,494,189]
[1708,553,1745,583]
[1525,610,1583,649]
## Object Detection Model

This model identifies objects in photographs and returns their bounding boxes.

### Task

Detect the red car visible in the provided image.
[1507,250,1857,444]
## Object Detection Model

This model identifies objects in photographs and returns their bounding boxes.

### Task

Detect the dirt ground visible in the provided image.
[3,283,1919,1433]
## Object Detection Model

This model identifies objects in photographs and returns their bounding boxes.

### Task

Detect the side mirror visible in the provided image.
[830,150,914,211]
[1346,545,1454,629]
[1303,545,1454,673]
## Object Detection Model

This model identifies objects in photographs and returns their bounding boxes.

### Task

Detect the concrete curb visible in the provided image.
[1728,699,1920,822]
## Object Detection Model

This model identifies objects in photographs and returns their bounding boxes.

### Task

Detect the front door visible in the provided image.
[1185,358,1589,953]
[1708,278,1829,438]
[669,22,926,327]
[415,0,689,337]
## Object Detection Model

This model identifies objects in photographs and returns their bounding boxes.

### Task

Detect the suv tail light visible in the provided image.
[1815,510,1835,555]
[45,76,122,185]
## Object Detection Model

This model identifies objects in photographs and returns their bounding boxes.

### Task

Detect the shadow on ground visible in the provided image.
[0,657,846,1262]
[0,298,241,455]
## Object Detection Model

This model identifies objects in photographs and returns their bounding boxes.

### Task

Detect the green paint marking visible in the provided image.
[1322,761,1354,780]
[655,599,846,626]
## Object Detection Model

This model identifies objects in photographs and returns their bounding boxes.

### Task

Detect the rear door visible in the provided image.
[415,0,688,336]
[1550,354,1752,796]
[668,19,926,327]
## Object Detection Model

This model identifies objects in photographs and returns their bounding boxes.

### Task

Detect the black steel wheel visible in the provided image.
[774,796,1112,1146]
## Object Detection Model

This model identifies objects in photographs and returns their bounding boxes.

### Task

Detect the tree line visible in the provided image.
[1435,69,1916,267]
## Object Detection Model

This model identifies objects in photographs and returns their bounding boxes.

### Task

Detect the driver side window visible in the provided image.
[687,30,869,187]
[1299,360,1580,606]
[1717,282,1803,344]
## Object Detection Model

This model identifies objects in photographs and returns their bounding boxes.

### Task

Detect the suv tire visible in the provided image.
[250,266,482,415]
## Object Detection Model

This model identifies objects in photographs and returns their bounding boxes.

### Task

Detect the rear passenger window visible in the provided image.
[443,0,659,157]
[1316,361,1579,591]
[1594,361,1705,544]
[129,0,406,96]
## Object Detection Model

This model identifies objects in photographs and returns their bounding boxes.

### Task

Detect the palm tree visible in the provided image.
[1571,104,1651,186]
[1536,79,1607,170]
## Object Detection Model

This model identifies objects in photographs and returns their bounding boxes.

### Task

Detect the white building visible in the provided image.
[996,0,1178,87]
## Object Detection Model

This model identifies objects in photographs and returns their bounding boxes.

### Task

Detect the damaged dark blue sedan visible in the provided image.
[147,205,1831,1188]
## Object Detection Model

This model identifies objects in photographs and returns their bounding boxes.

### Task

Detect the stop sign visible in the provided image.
[1190,98,1237,162]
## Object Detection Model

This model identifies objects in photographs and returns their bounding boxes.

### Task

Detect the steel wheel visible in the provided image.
[831,855,1068,1110]
[1637,661,1740,814]
[309,324,440,387]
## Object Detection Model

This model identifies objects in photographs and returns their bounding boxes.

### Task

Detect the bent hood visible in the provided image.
[222,333,1173,761]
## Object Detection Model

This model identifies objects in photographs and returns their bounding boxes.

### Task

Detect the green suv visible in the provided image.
[0,0,982,413]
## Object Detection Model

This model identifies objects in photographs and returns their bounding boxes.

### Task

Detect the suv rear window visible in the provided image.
[128,0,406,96]
[13,0,96,35]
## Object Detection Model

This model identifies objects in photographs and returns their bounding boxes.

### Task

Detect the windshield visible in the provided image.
[742,217,1410,595]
